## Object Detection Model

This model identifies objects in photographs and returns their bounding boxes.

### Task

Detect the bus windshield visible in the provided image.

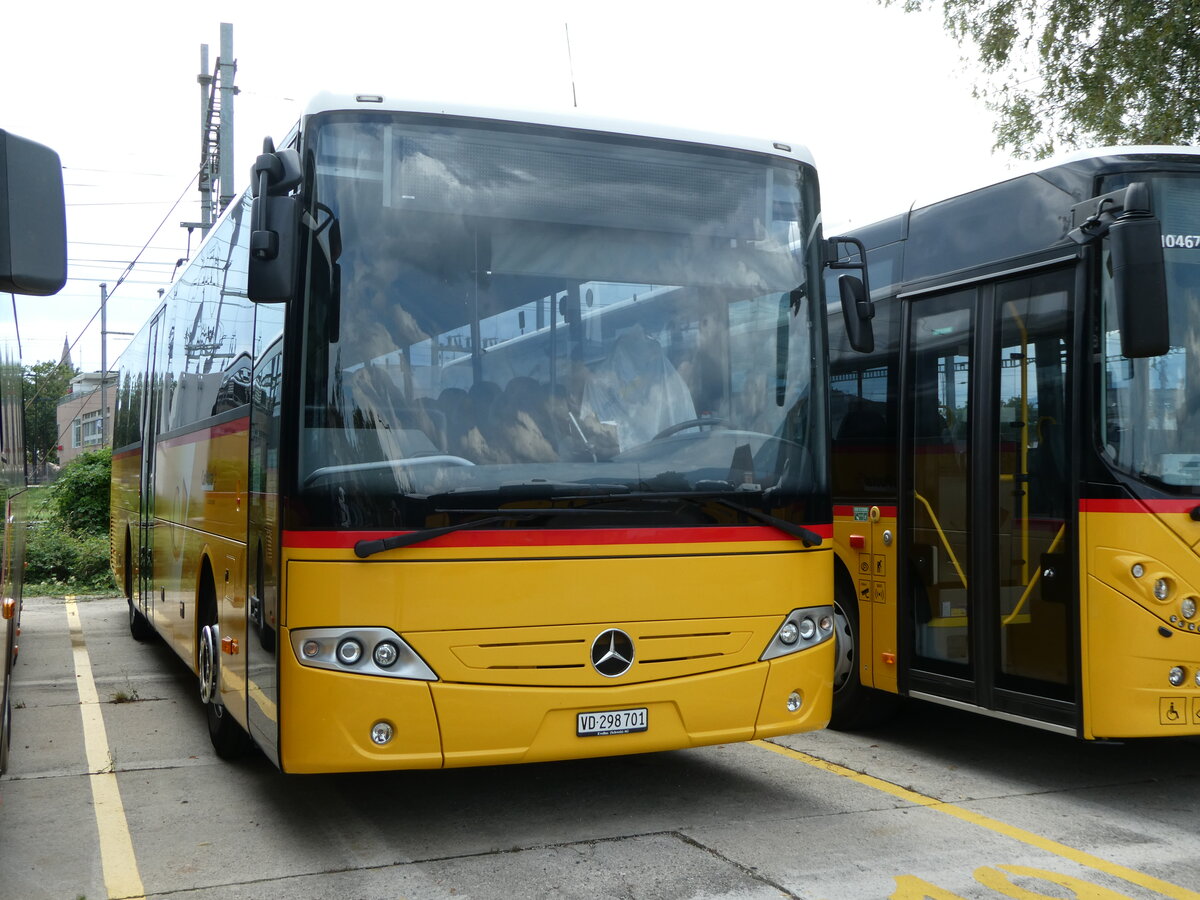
[295,113,826,529]
[1100,174,1200,492]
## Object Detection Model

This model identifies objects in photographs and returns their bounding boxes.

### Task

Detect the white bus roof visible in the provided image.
[301,92,816,167]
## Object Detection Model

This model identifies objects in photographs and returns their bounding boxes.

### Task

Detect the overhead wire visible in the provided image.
[23,163,203,415]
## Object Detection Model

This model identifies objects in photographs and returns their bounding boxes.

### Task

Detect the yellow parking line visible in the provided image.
[755,740,1200,900]
[66,598,146,900]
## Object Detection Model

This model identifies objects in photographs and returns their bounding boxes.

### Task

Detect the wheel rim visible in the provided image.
[198,625,218,704]
[832,600,856,693]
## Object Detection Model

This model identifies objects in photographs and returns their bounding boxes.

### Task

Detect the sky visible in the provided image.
[3,0,1015,373]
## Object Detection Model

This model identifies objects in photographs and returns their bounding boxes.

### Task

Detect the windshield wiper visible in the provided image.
[353,488,822,558]
[614,490,824,548]
[353,513,538,558]
[352,506,654,558]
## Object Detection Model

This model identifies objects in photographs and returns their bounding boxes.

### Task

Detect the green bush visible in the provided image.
[48,448,112,534]
[22,452,117,595]
[24,520,115,594]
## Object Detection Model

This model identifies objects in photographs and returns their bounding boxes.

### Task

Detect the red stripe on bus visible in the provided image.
[833,505,898,518]
[157,416,250,450]
[1080,498,1199,514]
[283,523,833,550]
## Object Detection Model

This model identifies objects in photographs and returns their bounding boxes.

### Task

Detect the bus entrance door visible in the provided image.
[904,271,1077,733]
[137,311,166,623]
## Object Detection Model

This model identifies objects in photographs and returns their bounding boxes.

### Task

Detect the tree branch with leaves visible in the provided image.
[887,0,1200,158]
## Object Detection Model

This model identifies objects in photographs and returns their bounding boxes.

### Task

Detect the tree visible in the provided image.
[23,358,76,473]
[887,0,1200,158]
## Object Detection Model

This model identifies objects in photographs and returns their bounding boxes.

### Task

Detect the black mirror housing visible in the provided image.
[0,130,67,296]
[247,139,303,303]
[838,275,874,354]
[1110,212,1169,359]
[248,194,301,302]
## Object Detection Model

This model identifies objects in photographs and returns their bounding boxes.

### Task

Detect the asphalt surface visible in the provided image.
[2,593,1199,900]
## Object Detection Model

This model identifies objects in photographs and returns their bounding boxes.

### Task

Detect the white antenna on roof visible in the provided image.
[564,23,578,108]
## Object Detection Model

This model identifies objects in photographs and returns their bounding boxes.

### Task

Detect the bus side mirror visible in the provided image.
[0,130,67,296]
[247,139,302,303]
[839,275,874,354]
[826,236,874,354]
[1070,181,1169,359]
[1110,206,1169,358]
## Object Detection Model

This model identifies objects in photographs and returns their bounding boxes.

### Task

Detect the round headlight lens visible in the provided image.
[778,621,799,645]
[786,691,802,712]
[1169,665,1186,687]
[1155,578,1171,601]
[371,721,394,745]
[1182,598,1197,620]
[1132,563,1145,579]
[336,638,363,665]
[818,614,833,634]
[798,617,817,641]
[373,640,400,668]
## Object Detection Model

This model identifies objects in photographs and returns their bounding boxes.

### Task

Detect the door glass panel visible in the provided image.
[995,272,1072,696]
[909,292,973,670]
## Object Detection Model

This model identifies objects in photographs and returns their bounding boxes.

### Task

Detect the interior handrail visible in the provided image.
[912,490,968,591]
[1001,523,1067,626]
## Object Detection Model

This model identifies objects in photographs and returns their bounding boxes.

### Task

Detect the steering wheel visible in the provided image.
[651,417,729,441]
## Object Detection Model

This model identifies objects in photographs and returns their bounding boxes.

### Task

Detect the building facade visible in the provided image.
[56,372,113,466]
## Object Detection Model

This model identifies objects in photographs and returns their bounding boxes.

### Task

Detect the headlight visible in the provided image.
[1182,597,1196,620]
[290,627,437,681]
[1131,563,1145,578]
[373,641,400,667]
[761,606,836,660]
[336,639,363,665]
[1154,578,1171,601]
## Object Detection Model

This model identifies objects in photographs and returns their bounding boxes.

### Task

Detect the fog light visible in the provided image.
[337,639,363,665]
[370,721,394,745]
[1182,598,1197,620]
[301,639,320,658]
[1155,578,1171,601]
[373,641,400,668]
[798,617,817,641]
[779,621,799,645]
[1169,665,1186,687]
[786,691,802,712]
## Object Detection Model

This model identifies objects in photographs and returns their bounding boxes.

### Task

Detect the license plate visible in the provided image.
[576,707,648,737]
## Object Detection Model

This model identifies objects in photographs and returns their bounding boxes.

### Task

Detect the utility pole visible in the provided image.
[100,282,107,447]
[183,23,237,241]
[218,23,236,215]
[194,43,213,234]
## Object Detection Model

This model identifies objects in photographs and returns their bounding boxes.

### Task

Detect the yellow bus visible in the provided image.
[827,146,1200,739]
[0,129,67,774]
[110,93,855,773]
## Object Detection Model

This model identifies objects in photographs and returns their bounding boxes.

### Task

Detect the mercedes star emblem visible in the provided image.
[591,629,635,677]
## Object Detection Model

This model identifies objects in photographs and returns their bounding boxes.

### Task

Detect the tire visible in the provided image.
[198,572,252,760]
[0,684,11,776]
[126,536,153,642]
[128,597,154,642]
[830,568,897,730]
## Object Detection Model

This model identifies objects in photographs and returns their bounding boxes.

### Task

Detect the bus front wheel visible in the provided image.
[197,572,252,760]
